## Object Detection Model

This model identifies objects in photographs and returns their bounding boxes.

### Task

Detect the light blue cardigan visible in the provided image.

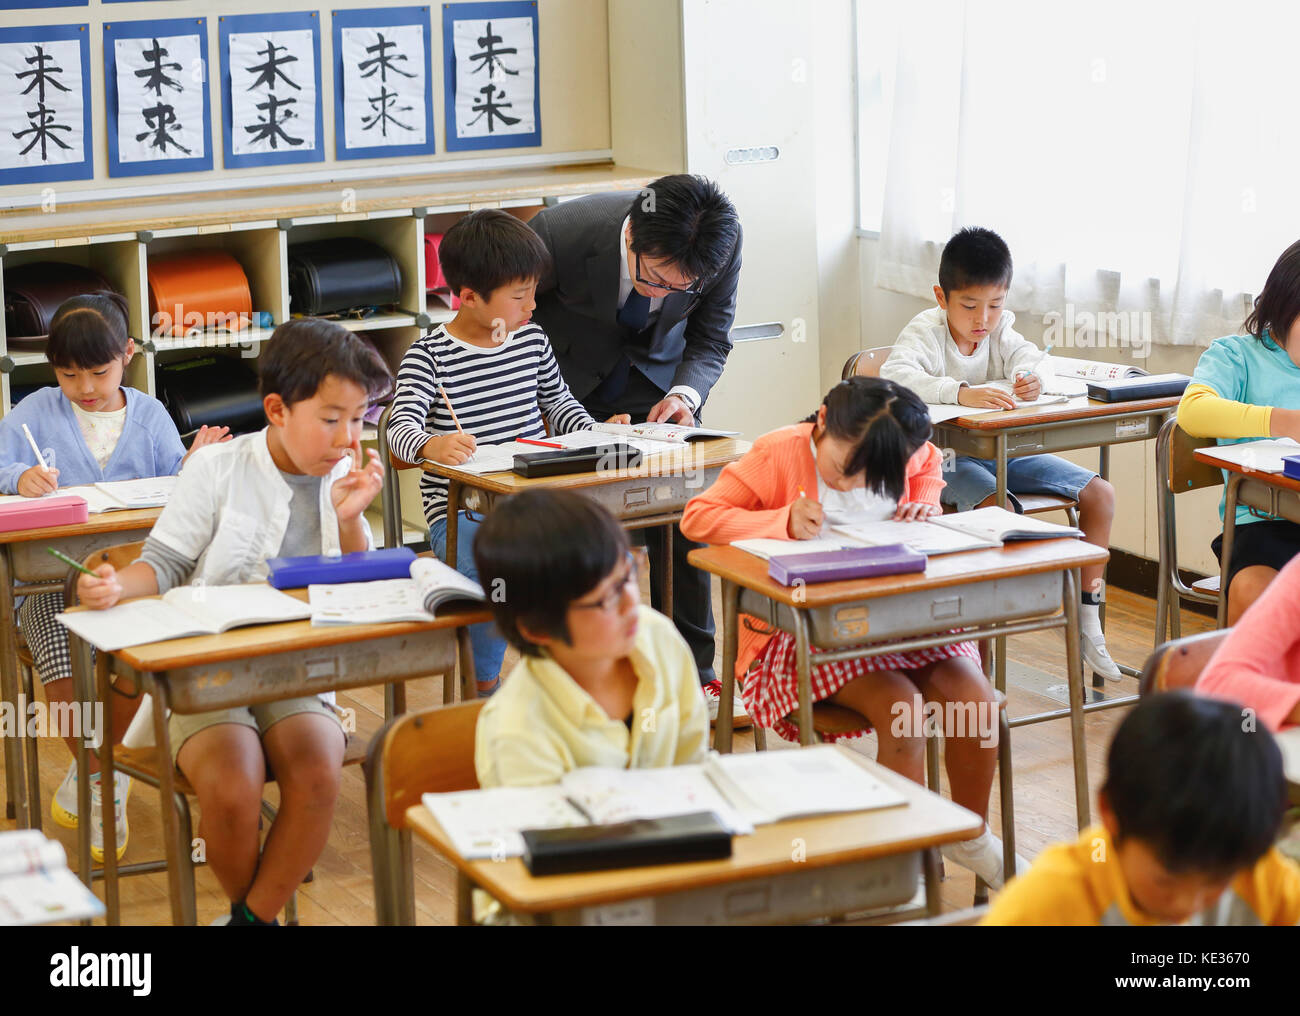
[0,386,186,494]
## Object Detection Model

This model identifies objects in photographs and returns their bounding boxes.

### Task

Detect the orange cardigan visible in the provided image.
[681,422,946,677]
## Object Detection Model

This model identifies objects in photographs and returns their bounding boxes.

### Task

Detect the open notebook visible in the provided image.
[0,830,104,926]
[735,505,1082,561]
[1193,438,1300,475]
[309,556,485,625]
[56,584,311,652]
[422,746,904,860]
[0,475,178,513]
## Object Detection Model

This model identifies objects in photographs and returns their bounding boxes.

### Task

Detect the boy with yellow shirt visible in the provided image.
[472,490,710,788]
[984,692,1300,926]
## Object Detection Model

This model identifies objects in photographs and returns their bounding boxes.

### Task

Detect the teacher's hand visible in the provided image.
[647,395,695,426]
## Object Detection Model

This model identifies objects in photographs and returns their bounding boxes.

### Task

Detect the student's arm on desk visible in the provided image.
[680,442,795,544]
[1195,555,1300,730]
[880,325,960,405]
[1177,384,1276,439]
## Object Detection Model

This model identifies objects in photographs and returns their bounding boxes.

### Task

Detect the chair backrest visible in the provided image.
[841,345,898,380]
[64,540,147,604]
[369,699,484,829]
[1163,417,1222,494]
[1138,630,1229,696]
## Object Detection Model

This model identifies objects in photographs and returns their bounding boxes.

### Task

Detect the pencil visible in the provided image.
[22,423,49,471]
[47,547,96,577]
[518,437,563,449]
[437,383,465,436]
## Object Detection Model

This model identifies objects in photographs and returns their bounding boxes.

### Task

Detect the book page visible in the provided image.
[926,403,997,424]
[705,745,906,824]
[47,485,125,513]
[0,830,65,878]
[831,518,997,556]
[421,786,586,859]
[55,598,207,651]
[932,505,1083,543]
[410,556,485,613]
[93,475,178,509]
[560,765,753,834]
[1045,355,1146,381]
[161,583,312,633]
[308,578,432,626]
[1193,438,1300,475]
[0,867,105,926]
[731,537,849,561]
[591,421,739,442]
[986,382,1069,408]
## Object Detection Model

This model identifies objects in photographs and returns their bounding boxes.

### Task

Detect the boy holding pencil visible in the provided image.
[387,209,627,696]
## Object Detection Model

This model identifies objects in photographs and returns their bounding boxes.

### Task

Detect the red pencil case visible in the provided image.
[0,495,89,533]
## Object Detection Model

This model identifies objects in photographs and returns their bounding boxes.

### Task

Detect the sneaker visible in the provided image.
[940,829,1029,891]
[89,771,131,864]
[703,680,752,729]
[1080,628,1122,682]
[51,762,79,830]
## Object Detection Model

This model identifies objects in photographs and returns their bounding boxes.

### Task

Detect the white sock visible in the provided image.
[1080,601,1104,641]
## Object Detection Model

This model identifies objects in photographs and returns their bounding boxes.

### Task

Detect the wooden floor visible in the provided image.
[0,579,1211,925]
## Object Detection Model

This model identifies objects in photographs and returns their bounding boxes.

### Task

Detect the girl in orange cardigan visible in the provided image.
[682,377,1021,887]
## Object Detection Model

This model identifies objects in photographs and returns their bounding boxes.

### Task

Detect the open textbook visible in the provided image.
[1192,437,1300,475]
[56,583,312,652]
[309,556,485,625]
[0,475,178,513]
[1043,354,1149,396]
[0,830,104,926]
[734,505,1083,561]
[590,421,740,442]
[422,745,904,860]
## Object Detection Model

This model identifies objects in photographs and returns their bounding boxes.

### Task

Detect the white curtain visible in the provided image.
[874,0,1300,347]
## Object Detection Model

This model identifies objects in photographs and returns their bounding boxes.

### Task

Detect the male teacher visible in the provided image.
[529,173,744,722]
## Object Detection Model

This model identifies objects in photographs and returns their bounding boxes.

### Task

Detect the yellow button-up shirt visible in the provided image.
[475,606,711,789]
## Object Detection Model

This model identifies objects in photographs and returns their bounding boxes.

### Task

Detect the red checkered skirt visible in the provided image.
[743,629,982,744]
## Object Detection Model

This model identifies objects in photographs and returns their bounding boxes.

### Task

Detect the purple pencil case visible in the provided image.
[767,543,926,585]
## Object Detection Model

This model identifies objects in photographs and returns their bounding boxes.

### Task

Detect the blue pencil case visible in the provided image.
[1283,455,1300,481]
[267,547,417,588]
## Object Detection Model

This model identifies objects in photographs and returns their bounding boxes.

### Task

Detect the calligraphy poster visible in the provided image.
[220,12,323,169]
[333,6,434,161]
[443,1,539,152]
[0,24,93,185]
[104,18,212,176]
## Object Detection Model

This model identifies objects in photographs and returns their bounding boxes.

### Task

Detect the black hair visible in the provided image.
[438,208,551,301]
[1243,238,1300,348]
[802,376,933,502]
[938,227,1014,296]
[473,490,631,657]
[258,318,393,407]
[1103,692,1287,877]
[46,292,132,369]
[627,174,739,284]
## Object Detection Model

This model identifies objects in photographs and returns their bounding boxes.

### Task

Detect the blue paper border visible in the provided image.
[104,17,213,177]
[332,6,435,161]
[0,1,88,9]
[219,11,324,170]
[442,0,540,152]
[0,23,94,186]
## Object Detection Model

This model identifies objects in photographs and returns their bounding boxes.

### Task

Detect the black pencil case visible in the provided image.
[511,443,643,478]
[1086,373,1191,402]
[521,812,732,876]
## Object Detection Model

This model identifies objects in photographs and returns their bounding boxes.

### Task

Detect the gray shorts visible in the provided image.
[942,453,1097,513]
[169,695,344,766]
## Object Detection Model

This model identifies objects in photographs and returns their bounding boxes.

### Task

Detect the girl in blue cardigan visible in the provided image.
[0,292,228,860]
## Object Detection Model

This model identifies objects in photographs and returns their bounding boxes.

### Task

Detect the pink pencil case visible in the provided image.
[0,495,89,533]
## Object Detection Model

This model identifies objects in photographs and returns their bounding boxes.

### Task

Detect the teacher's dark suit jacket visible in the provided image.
[529,191,743,409]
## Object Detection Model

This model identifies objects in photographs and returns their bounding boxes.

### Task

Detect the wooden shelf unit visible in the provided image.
[0,161,655,545]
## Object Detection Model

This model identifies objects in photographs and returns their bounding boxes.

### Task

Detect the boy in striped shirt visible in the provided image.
[387,209,627,695]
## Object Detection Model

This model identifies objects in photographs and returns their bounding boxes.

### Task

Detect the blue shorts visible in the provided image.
[943,453,1097,513]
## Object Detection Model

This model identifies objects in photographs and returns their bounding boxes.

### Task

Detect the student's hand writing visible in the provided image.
[78,563,123,611]
[787,495,825,539]
[423,432,476,465]
[957,384,1017,411]
[894,501,942,522]
[181,425,232,465]
[17,464,59,497]
[331,446,384,522]
[605,413,631,425]
[647,395,695,426]
[1012,373,1041,401]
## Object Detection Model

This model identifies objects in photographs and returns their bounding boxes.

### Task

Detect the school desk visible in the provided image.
[62,589,489,926]
[377,741,982,925]
[423,437,749,617]
[1191,447,1300,627]
[689,539,1111,831]
[0,507,163,832]
[932,394,1181,684]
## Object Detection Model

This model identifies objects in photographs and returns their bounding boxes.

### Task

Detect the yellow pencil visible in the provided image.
[438,383,465,436]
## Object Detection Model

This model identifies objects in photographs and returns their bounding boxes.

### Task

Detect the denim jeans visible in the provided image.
[429,512,505,691]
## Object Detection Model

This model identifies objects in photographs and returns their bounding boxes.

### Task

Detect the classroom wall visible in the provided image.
[0,0,612,207]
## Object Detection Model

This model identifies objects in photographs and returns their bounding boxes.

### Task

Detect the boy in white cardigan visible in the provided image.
[882,227,1119,680]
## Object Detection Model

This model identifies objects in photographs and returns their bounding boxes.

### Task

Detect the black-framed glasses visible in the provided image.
[635,252,704,296]
[571,551,639,613]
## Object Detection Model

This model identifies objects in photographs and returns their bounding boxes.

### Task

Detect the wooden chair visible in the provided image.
[65,541,367,925]
[1154,417,1224,644]
[841,345,897,380]
[366,699,484,926]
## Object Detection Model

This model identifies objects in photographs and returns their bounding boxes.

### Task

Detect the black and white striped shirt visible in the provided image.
[387,323,594,526]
